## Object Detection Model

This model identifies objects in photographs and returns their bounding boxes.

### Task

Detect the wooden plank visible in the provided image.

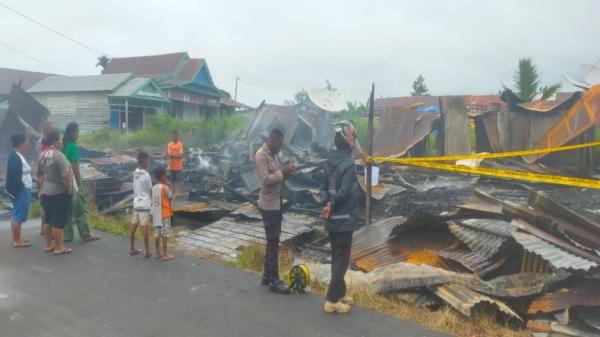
[176,236,237,256]
[201,225,295,243]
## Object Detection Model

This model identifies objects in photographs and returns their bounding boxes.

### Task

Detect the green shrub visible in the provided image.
[79,114,249,150]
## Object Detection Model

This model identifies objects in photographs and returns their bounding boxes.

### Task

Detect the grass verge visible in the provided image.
[232,244,529,337]
[28,199,41,218]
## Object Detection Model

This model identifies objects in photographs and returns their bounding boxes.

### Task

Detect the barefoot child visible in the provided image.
[151,166,174,261]
[130,151,152,257]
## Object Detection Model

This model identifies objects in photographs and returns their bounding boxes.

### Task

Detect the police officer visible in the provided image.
[320,121,362,313]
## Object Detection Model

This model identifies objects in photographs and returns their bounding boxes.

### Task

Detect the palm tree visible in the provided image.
[96,55,110,69]
[510,58,561,101]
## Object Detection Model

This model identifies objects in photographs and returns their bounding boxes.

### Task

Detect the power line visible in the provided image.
[0,41,72,74]
[0,2,108,56]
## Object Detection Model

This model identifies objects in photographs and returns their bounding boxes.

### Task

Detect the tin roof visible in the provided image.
[28,73,133,93]
[373,109,439,157]
[102,52,187,78]
[0,67,55,96]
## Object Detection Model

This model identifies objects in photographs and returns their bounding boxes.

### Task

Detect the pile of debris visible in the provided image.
[326,180,600,336]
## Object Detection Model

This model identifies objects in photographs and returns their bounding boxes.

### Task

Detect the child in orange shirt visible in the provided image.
[151,166,174,261]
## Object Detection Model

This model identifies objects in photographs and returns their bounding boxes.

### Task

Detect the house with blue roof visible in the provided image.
[102,52,223,120]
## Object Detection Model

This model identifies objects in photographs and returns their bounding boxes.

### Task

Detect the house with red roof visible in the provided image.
[102,52,223,120]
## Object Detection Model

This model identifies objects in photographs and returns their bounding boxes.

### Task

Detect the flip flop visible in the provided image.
[12,240,31,248]
[54,247,73,255]
[83,234,101,242]
[44,246,55,253]
[130,248,143,256]
[161,255,174,261]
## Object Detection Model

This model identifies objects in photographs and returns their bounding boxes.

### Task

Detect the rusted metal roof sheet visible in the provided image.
[437,249,506,277]
[517,92,581,113]
[523,85,600,163]
[528,281,600,314]
[479,111,504,152]
[448,219,517,258]
[512,231,598,271]
[442,96,471,155]
[372,109,439,157]
[431,284,522,320]
[466,271,570,298]
[528,191,600,251]
[351,217,455,272]
[367,262,476,293]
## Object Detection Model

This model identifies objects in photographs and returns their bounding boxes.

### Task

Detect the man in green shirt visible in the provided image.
[63,122,100,242]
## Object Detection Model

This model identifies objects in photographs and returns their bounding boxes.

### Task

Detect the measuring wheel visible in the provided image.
[288,264,310,293]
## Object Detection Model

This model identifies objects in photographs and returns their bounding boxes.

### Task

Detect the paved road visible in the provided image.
[0,218,449,337]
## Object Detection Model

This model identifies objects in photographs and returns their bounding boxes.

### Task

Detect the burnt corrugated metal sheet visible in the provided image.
[517,92,581,113]
[231,203,262,220]
[512,231,598,271]
[529,191,600,251]
[448,219,517,258]
[372,109,439,157]
[442,96,471,155]
[431,284,522,320]
[437,249,506,277]
[367,262,476,293]
[523,85,600,163]
[528,281,600,314]
[466,271,570,298]
[351,217,455,272]
[357,176,405,200]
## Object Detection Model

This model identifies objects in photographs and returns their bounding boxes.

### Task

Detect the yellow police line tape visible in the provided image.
[369,140,600,163]
[367,141,600,189]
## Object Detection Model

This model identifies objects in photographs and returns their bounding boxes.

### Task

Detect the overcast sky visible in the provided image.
[1,0,599,106]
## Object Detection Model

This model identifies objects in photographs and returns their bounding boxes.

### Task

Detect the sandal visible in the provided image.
[130,248,143,256]
[144,252,152,258]
[12,240,31,248]
[83,234,100,242]
[44,246,55,253]
[161,255,174,261]
[54,247,73,255]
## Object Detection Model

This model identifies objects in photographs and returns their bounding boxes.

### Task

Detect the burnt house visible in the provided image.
[102,52,222,120]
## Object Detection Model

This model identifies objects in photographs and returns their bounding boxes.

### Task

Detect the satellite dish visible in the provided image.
[308,88,346,112]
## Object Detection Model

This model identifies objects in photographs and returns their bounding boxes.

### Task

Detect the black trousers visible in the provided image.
[327,231,353,302]
[260,209,282,280]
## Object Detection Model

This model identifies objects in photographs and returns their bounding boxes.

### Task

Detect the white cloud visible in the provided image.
[1,0,599,106]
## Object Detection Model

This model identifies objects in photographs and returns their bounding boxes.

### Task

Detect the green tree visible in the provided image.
[284,89,309,106]
[410,74,429,96]
[510,58,561,102]
[342,101,366,121]
[96,55,110,69]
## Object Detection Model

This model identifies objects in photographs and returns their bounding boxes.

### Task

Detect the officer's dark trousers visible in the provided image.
[326,231,353,302]
[260,209,282,280]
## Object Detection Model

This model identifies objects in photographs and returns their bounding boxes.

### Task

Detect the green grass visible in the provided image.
[80,114,249,150]
[28,200,41,218]
[228,243,293,278]
[89,212,130,236]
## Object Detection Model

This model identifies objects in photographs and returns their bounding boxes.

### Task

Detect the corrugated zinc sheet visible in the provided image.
[523,84,600,163]
[448,219,517,258]
[442,96,471,155]
[466,271,570,298]
[28,73,132,93]
[367,262,476,293]
[528,281,600,314]
[431,284,522,320]
[512,231,598,271]
[372,109,439,157]
[437,249,506,277]
[480,111,503,152]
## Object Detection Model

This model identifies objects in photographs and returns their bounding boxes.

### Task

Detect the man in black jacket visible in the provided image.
[320,121,362,314]
[6,134,32,247]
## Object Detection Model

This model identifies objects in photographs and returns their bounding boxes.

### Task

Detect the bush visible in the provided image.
[79,114,249,150]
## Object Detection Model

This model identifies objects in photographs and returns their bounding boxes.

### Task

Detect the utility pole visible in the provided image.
[234,77,240,101]
[366,83,375,225]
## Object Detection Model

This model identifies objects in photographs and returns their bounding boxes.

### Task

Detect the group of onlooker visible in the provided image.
[6,122,100,255]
